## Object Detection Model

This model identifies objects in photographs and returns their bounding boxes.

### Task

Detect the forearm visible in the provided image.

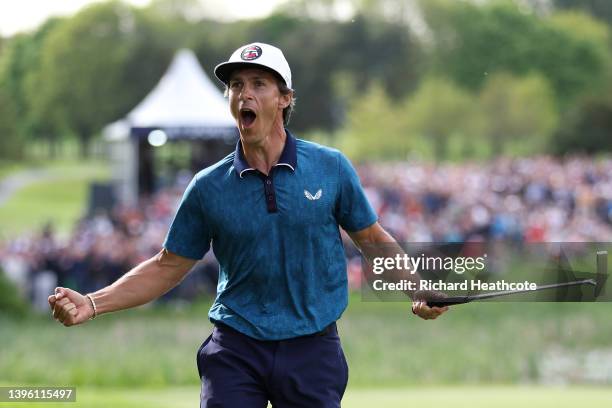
[349,223,422,298]
[88,249,195,315]
[349,222,449,318]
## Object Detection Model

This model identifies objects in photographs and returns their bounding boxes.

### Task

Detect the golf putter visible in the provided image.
[596,250,608,298]
[426,250,608,308]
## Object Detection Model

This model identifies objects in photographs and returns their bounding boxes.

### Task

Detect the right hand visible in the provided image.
[48,287,94,327]
[411,290,449,320]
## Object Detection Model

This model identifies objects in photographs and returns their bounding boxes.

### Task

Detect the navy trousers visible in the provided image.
[196,323,349,407]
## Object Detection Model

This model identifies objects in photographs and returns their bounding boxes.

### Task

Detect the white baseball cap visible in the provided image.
[214,42,292,89]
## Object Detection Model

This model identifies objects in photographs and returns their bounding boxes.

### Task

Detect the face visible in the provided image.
[228,68,291,144]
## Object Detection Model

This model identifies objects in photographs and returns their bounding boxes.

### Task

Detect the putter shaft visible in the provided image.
[426,279,596,307]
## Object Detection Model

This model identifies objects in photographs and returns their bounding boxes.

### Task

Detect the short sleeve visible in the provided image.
[335,153,378,232]
[163,176,212,260]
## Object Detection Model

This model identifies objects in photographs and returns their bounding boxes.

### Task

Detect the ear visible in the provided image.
[278,91,293,109]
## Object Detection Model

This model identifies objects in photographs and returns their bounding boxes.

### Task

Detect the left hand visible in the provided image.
[411,290,449,320]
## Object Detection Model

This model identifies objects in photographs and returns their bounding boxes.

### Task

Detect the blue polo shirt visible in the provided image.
[163,131,377,340]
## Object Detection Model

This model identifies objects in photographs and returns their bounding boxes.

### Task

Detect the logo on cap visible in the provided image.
[241,45,262,61]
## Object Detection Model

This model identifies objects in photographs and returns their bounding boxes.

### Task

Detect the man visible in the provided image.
[49,42,448,407]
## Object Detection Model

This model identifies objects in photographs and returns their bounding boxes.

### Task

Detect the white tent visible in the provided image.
[103,49,237,204]
[104,48,236,141]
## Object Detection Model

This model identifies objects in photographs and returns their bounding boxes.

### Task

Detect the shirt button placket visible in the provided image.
[263,175,277,213]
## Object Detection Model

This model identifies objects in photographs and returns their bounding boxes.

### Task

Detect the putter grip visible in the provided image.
[426,297,469,307]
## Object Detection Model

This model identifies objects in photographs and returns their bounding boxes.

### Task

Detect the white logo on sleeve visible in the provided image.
[304,189,322,201]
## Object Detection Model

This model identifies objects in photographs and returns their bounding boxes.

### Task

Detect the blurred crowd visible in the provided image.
[1,155,611,310]
[0,183,219,311]
[362,156,612,243]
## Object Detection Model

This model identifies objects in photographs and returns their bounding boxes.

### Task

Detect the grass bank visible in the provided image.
[0,160,110,237]
[2,297,611,388]
[1,386,611,408]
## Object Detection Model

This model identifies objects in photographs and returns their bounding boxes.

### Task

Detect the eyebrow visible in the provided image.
[229,75,271,82]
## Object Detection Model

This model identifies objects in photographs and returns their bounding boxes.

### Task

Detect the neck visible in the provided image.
[241,120,286,175]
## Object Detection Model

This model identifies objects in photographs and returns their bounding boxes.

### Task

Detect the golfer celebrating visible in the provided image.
[49,42,447,407]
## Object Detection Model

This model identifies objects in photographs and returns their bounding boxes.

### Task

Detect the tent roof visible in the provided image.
[127,49,235,128]
[104,49,236,141]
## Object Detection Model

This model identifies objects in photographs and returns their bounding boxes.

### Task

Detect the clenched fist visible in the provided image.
[48,287,94,327]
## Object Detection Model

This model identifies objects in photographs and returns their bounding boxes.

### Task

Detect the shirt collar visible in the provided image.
[233,129,298,178]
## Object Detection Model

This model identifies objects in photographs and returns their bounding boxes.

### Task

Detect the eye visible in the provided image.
[255,80,265,87]
[229,81,242,89]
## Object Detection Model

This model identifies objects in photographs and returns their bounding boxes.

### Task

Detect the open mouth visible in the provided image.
[240,108,257,128]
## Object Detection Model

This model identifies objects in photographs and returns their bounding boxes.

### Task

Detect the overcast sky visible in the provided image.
[0,0,288,37]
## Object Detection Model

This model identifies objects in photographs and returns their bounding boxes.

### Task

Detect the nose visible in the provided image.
[239,83,254,100]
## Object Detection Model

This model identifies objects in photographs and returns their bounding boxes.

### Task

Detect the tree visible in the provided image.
[420,0,611,108]
[147,0,205,21]
[0,88,19,158]
[554,92,612,154]
[336,82,410,160]
[479,72,558,156]
[0,18,63,158]
[33,1,175,157]
[234,12,422,132]
[553,0,612,27]
[404,76,483,160]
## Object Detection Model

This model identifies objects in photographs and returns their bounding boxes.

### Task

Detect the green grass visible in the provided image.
[2,297,612,388]
[2,386,611,408]
[2,298,612,406]
[0,160,110,236]
[342,299,612,386]
[0,160,27,180]
[349,386,612,407]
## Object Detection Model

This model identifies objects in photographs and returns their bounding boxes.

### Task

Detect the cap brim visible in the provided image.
[214,61,287,86]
